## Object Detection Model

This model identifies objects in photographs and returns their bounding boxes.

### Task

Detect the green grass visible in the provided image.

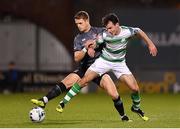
[0,92,180,128]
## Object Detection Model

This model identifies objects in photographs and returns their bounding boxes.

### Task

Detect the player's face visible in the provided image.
[106,21,119,35]
[75,18,89,32]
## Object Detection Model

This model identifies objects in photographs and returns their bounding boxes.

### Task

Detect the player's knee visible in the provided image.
[61,80,71,89]
[101,74,110,82]
[103,74,110,78]
[79,77,88,87]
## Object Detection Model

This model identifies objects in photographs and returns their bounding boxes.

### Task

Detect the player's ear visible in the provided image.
[84,18,89,23]
[116,23,119,26]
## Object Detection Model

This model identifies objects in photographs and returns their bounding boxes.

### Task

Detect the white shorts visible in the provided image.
[88,57,132,79]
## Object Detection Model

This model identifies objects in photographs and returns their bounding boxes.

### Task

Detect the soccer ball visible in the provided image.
[29,107,45,122]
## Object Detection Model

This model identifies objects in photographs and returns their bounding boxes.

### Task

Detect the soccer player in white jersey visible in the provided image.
[58,13,158,121]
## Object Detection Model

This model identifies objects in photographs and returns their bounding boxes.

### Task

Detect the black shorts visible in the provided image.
[73,68,102,86]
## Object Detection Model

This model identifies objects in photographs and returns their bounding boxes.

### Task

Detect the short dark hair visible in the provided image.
[74,11,89,20]
[102,13,119,26]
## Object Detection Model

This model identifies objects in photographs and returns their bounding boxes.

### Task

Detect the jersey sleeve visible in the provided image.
[95,27,105,34]
[73,36,83,52]
[129,27,141,36]
[96,33,104,45]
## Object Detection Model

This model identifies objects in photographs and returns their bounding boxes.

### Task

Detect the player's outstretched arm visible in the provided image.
[137,29,158,56]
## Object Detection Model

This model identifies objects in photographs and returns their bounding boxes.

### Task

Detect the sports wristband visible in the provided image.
[82,47,87,53]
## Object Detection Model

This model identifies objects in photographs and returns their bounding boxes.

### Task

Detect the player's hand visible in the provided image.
[85,40,96,49]
[87,47,95,57]
[148,44,158,56]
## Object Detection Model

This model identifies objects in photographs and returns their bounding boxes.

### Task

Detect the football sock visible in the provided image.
[43,82,67,103]
[131,91,141,110]
[61,83,81,105]
[113,96,125,116]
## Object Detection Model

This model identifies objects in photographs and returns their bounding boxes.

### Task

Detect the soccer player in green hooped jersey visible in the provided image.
[31,11,132,122]
[57,13,158,121]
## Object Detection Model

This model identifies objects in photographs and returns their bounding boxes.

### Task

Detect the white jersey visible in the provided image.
[97,26,140,62]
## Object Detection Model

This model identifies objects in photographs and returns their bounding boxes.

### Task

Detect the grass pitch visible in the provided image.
[0,92,180,128]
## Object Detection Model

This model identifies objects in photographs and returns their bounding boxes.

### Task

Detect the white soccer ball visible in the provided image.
[29,107,45,122]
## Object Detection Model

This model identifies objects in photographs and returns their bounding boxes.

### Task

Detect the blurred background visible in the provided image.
[0,0,179,94]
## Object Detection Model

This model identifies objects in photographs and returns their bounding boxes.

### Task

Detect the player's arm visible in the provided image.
[136,29,158,56]
[74,37,95,62]
[74,36,88,62]
[96,33,104,46]
[85,33,104,48]
[74,48,87,62]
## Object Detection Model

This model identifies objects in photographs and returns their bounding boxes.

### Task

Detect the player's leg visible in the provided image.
[56,69,99,113]
[56,57,110,112]
[31,73,80,108]
[119,74,149,121]
[99,74,132,122]
[56,57,110,113]
[113,61,148,121]
[119,74,140,109]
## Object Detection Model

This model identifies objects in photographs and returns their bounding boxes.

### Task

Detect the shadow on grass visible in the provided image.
[43,119,121,125]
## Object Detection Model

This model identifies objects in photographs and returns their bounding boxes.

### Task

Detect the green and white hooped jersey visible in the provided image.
[96,26,140,62]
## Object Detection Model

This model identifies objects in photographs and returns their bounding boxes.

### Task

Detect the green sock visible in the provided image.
[62,83,81,105]
[131,92,141,110]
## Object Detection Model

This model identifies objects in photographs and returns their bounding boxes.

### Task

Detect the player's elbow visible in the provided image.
[74,51,84,62]
[137,28,144,35]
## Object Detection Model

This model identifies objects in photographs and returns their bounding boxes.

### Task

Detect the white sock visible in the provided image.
[43,96,48,103]
[121,114,127,118]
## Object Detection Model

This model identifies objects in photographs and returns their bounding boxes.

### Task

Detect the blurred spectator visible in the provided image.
[4,61,23,93]
[0,70,5,92]
[173,82,180,94]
